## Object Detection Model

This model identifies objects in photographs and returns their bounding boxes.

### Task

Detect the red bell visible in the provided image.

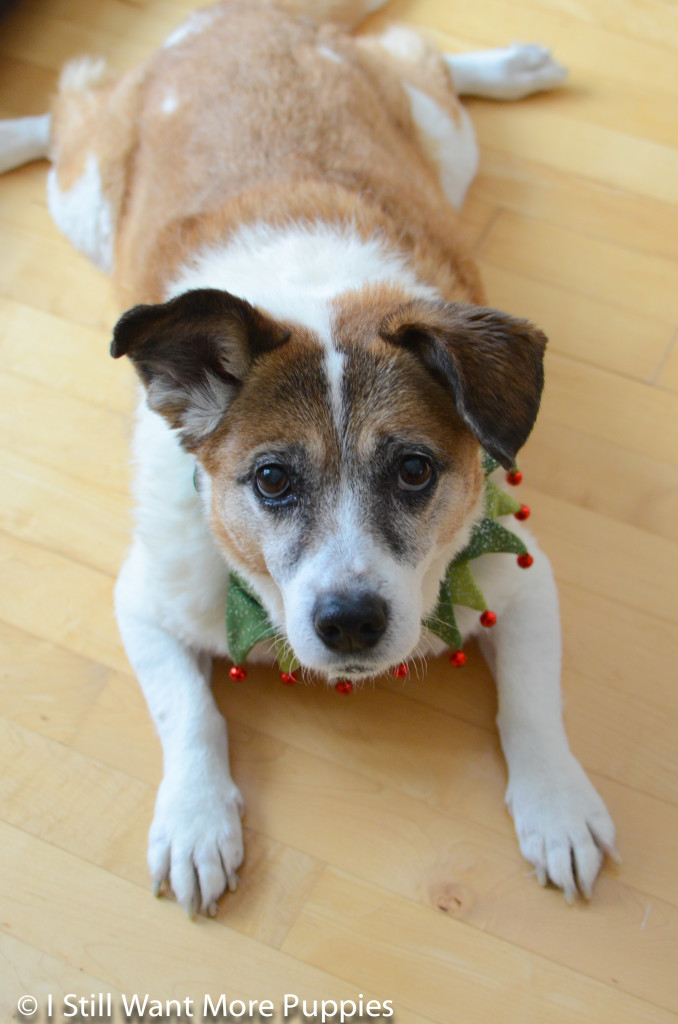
[449,650,466,667]
[229,665,247,682]
[507,470,523,486]
[517,553,534,569]
[335,680,354,695]
[480,610,497,628]
[392,663,409,678]
[281,671,297,685]
[514,504,530,521]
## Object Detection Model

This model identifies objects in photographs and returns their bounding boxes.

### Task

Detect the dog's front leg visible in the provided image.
[115,547,243,917]
[477,547,617,901]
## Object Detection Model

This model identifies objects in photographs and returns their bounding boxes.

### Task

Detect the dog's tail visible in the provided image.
[273,0,389,29]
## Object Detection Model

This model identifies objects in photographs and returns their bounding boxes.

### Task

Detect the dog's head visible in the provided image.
[112,286,546,679]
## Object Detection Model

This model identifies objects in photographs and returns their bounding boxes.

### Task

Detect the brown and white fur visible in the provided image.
[1,0,617,915]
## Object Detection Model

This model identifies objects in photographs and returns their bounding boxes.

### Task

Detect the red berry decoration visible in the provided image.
[449,650,466,668]
[480,610,497,628]
[507,470,523,486]
[392,662,409,678]
[335,680,354,695]
[281,671,297,685]
[229,665,247,682]
[514,504,530,521]
[517,553,534,569]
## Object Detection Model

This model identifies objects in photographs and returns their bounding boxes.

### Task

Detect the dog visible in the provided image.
[1,0,617,916]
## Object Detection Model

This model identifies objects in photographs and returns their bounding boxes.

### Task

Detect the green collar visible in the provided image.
[225,453,527,673]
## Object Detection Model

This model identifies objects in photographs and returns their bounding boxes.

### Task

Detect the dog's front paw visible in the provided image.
[148,770,244,917]
[507,754,618,902]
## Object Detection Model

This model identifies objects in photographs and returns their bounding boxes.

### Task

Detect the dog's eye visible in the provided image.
[398,455,432,492]
[256,464,292,500]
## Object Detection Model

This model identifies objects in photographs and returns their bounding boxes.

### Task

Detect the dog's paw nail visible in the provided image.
[228,872,239,893]
[207,901,218,917]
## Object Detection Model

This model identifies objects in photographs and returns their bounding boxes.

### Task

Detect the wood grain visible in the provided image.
[1,0,676,1021]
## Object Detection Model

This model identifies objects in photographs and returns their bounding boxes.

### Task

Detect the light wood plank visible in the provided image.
[474,149,678,262]
[0,530,126,673]
[514,422,678,544]
[0,620,110,745]
[283,869,678,1022]
[657,333,678,394]
[0,297,135,413]
[0,821,431,1023]
[479,211,678,323]
[0,372,130,495]
[0,222,118,330]
[0,0,676,1018]
[0,447,131,576]
[481,261,673,382]
[537,352,678,466]
[0,932,121,1022]
[0,716,326,951]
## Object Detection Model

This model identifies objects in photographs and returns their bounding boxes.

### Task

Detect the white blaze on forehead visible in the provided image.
[323,345,345,432]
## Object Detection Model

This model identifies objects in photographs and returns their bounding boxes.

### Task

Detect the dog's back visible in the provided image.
[48,0,482,307]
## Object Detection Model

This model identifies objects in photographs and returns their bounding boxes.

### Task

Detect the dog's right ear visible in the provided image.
[111,288,290,448]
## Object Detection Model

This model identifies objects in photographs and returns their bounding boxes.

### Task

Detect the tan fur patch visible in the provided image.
[49,2,484,309]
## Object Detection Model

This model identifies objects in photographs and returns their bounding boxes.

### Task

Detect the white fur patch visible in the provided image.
[318,45,343,64]
[376,25,429,62]
[160,91,179,115]
[162,8,221,48]
[59,55,107,93]
[167,221,440,320]
[46,153,114,272]
[404,84,478,209]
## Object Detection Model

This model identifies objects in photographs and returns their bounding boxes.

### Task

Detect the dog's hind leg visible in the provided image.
[0,114,51,174]
[360,26,480,209]
[445,44,567,101]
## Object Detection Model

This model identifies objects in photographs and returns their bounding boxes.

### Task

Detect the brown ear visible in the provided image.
[379,300,547,469]
[111,288,289,448]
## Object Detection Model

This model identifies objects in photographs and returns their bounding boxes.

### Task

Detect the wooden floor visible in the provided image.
[1,0,677,1020]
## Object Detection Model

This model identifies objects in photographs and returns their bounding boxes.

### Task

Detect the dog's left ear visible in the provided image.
[111,288,289,448]
[379,300,547,469]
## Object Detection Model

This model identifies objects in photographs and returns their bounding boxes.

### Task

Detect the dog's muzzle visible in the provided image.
[313,592,388,653]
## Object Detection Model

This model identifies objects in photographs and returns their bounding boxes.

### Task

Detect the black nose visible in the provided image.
[313,592,388,652]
